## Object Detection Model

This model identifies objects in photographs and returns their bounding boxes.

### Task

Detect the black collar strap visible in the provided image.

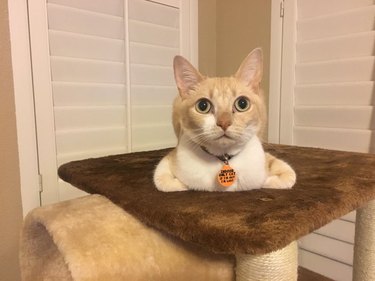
[200,146,235,165]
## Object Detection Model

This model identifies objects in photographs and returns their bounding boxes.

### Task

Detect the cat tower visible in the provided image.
[20,143,375,280]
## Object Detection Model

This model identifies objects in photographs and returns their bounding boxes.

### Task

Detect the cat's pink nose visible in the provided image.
[216,112,232,131]
[216,117,232,131]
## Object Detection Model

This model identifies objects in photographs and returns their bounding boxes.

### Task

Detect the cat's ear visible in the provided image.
[235,48,263,89]
[173,56,203,97]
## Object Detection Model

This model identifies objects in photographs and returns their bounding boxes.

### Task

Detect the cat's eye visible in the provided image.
[195,99,212,114]
[234,97,250,112]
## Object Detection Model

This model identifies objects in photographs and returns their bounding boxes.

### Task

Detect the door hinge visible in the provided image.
[38,174,43,193]
[280,0,284,17]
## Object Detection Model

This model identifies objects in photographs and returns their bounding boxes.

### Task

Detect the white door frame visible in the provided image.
[28,0,60,206]
[268,0,297,145]
[268,0,284,144]
[8,0,41,216]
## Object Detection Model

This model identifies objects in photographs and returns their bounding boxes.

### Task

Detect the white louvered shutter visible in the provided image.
[294,1,375,152]
[277,0,375,280]
[47,0,127,200]
[29,0,197,204]
[128,0,180,151]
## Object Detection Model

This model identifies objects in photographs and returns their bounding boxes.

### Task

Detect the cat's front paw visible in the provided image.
[264,153,296,189]
[155,177,188,192]
[263,173,296,189]
[154,154,189,192]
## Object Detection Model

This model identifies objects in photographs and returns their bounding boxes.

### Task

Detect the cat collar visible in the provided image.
[200,146,235,165]
[201,146,238,187]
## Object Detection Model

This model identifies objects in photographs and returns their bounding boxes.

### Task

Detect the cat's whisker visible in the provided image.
[187,133,209,146]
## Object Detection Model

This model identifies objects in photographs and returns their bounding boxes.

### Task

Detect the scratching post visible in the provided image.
[353,199,375,281]
[235,242,298,281]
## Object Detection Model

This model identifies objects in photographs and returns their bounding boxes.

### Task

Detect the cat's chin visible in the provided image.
[202,138,247,157]
[214,135,237,146]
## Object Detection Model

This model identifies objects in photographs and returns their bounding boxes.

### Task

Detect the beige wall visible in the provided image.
[0,1,23,281]
[199,0,271,91]
[199,0,272,139]
[198,0,217,77]
[215,0,271,79]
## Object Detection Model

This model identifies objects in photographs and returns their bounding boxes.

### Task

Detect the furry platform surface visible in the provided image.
[58,143,375,255]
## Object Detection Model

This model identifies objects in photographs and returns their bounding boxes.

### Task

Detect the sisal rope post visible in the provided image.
[235,241,298,281]
[353,199,375,281]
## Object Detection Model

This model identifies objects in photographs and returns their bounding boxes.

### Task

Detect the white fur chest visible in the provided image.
[173,137,267,191]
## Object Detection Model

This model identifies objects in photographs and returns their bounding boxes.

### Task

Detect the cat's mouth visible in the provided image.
[215,133,233,140]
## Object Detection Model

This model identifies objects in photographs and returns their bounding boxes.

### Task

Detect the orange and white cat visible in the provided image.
[154,48,296,192]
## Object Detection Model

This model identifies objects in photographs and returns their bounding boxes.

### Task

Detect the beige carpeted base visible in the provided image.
[20,195,234,281]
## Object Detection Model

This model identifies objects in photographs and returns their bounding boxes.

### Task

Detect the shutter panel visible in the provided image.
[294,1,375,279]
[300,233,354,265]
[295,82,374,106]
[128,0,179,151]
[47,0,128,200]
[33,0,195,202]
[315,219,355,244]
[48,1,128,164]
[299,249,353,280]
[297,6,375,41]
[295,2,375,155]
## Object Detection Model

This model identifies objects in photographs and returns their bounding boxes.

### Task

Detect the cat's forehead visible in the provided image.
[198,77,250,97]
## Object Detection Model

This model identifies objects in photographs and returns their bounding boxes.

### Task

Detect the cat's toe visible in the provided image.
[155,178,188,192]
[263,174,296,189]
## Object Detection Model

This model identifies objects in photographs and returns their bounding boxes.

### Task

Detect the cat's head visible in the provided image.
[172,48,266,155]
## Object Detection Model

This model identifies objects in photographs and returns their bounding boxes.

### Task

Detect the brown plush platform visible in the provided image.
[58,143,375,255]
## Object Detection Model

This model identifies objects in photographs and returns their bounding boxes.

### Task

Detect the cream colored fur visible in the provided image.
[20,195,234,281]
[154,48,296,192]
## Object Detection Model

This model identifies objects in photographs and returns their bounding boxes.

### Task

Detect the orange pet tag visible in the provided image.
[218,164,236,187]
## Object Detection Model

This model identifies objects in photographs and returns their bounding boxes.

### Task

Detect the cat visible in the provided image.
[154,48,296,192]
